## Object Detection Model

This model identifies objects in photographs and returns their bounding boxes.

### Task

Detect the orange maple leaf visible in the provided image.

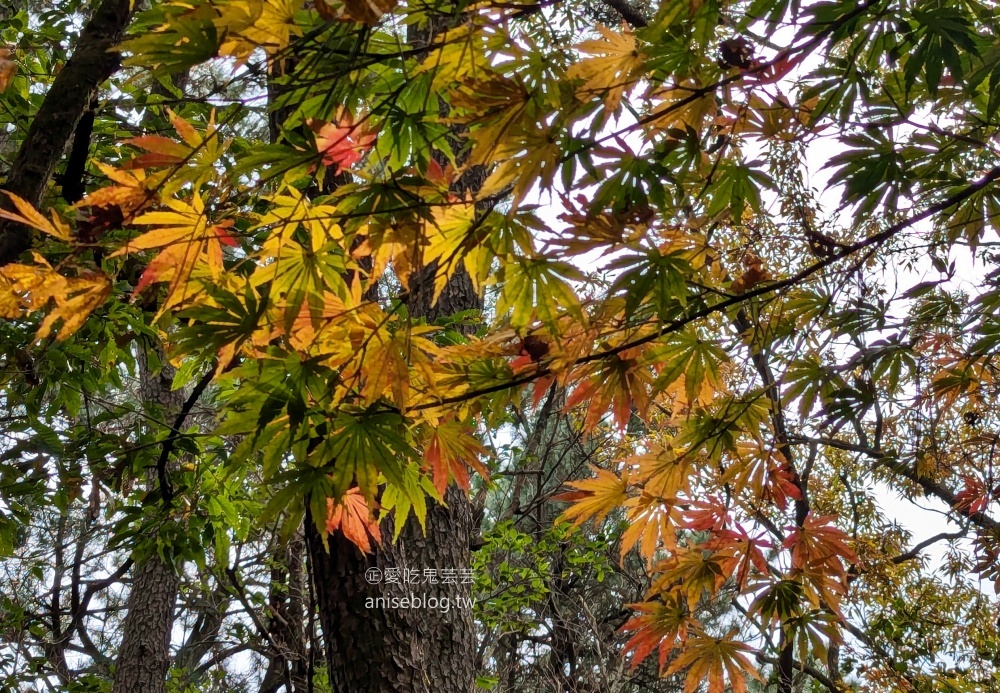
[326,487,382,554]
[664,626,762,693]
[554,466,630,527]
[783,513,857,575]
[783,514,857,611]
[565,351,653,432]
[308,113,376,173]
[0,48,16,93]
[423,421,490,496]
[621,594,691,672]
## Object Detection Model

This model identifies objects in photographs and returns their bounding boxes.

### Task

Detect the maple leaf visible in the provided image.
[723,443,801,511]
[413,24,495,91]
[783,514,857,611]
[0,48,16,93]
[567,25,645,112]
[701,525,773,589]
[643,81,717,138]
[620,594,691,672]
[422,201,481,301]
[631,446,692,500]
[423,421,490,496]
[0,254,111,341]
[749,579,805,625]
[354,217,422,289]
[79,162,154,217]
[218,0,303,60]
[786,610,842,664]
[250,207,352,332]
[326,487,382,554]
[451,76,534,170]
[784,513,857,576]
[651,548,737,611]
[121,134,191,169]
[566,350,653,432]
[476,125,563,208]
[551,193,647,255]
[308,113,376,173]
[740,51,803,85]
[649,331,727,410]
[120,109,226,196]
[680,497,730,533]
[0,192,73,242]
[495,257,584,331]
[621,494,680,563]
[954,475,991,515]
[664,626,762,693]
[109,195,237,309]
[554,466,629,527]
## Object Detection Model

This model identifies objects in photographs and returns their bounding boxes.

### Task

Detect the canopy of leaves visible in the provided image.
[2,0,1000,690]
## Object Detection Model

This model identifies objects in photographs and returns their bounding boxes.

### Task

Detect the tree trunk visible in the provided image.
[307,481,478,692]
[112,344,185,693]
[278,6,483,684]
[260,529,309,692]
[305,88,484,684]
[112,555,181,693]
[0,0,134,264]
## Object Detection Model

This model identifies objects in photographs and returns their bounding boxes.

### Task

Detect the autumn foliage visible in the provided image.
[2,0,1000,690]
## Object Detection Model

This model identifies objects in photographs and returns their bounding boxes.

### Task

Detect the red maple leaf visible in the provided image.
[326,488,382,554]
[954,475,991,515]
[308,113,377,173]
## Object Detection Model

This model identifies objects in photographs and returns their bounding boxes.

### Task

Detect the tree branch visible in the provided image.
[599,0,648,27]
[0,0,134,265]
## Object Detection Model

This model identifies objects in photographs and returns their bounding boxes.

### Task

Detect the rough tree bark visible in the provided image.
[305,269,482,693]
[111,344,184,693]
[304,10,484,683]
[0,0,134,264]
[259,530,309,692]
[306,478,479,692]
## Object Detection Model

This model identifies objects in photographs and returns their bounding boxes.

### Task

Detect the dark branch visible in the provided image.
[599,0,648,27]
[0,0,134,264]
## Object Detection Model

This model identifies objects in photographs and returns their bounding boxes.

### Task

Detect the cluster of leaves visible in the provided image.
[2,0,1000,690]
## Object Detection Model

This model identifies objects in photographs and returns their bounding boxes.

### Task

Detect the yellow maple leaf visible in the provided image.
[423,201,479,302]
[554,465,629,527]
[218,0,303,60]
[477,126,563,208]
[0,192,72,242]
[414,23,494,90]
[566,26,645,112]
[354,218,422,289]
[643,81,717,138]
[80,162,156,214]
[665,627,762,693]
[621,493,680,563]
[110,195,238,309]
[0,255,111,341]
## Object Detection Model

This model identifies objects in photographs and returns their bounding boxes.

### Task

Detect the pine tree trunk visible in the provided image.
[304,81,484,682]
[112,556,181,693]
[307,480,478,692]
[296,6,484,685]
[111,345,184,693]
